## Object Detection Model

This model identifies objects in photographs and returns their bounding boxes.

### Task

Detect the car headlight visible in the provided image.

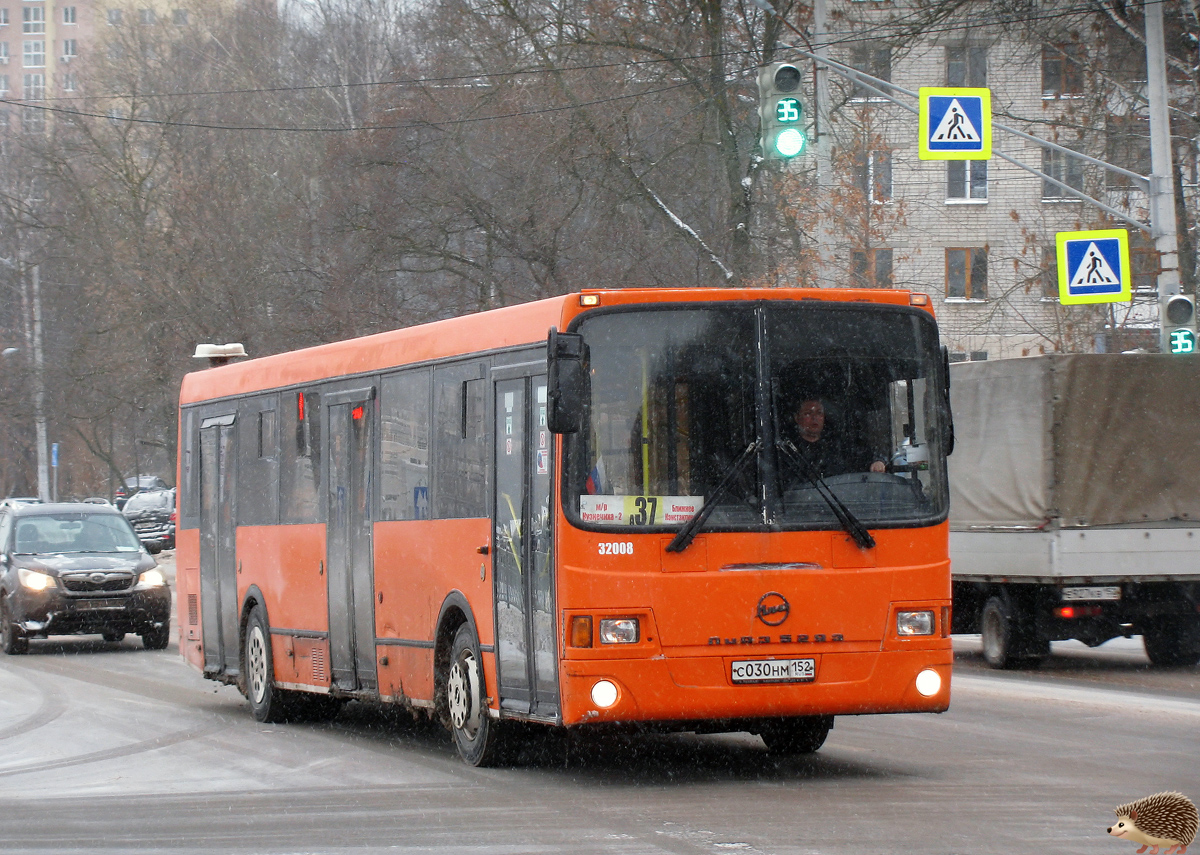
[896,610,935,636]
[137,569,166,588]
[17,568,56,592]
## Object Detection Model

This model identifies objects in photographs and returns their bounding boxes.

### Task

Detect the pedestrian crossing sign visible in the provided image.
[1056,229,1131,305]
[919,87,991,160]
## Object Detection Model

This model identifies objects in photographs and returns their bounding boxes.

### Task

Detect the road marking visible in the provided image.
[953,673,1200,719]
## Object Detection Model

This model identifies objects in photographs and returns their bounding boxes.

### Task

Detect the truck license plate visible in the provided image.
[1061,586,1121,601]
[731,658,815,684]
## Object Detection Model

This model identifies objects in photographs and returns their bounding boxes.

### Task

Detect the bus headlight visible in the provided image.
[590,680,619,708]
[915,669,942,697]
[17,568,55,592]
[896,610,935,636]
[599,618,639,644]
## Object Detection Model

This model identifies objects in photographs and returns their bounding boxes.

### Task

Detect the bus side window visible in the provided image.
[433,362,488,519]
[281,389,322,524]
[238,395,279,526]
[380,368,432,521]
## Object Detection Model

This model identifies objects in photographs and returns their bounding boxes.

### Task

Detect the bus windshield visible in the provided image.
[564,302,949,532]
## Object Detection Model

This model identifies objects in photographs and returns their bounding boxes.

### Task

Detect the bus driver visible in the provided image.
[792,398,886,479]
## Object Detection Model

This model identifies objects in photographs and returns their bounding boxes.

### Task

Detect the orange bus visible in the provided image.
[176,287,954,765]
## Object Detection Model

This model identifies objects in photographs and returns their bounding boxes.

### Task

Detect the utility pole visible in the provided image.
[812,0,833,283]
[1145,0,1183,351]
[19,259,50,501]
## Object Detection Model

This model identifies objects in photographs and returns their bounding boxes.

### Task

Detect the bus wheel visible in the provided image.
[446,624,502,766]
[758,715,833,755]
[245,606,289,723]
[1,599,28,655]
[1144,618,1200,667]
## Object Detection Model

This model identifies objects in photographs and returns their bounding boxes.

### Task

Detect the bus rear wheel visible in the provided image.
[245,605,290,723]
[446,624,502,766]
[757,715,833,755]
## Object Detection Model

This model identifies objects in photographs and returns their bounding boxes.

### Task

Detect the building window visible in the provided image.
[0,42,8,61]
[1042,147,1084,200]
[946,46,986,87]
[60,38,75,59]
[21,6,42,33]
[1043,43,1084,97]
[21,105,43,133]
[62,6,75,23]
[61,71,75,91]
[1105,114,1150,189]
[22,39,42,67]
[172,8,187,24]
[1041,245,1058,299]
[139,7,154,24]
[22,70,41,98]
[947,160,987,201]
[946,247,987,299]
[850,42,891,99]
[107,8,121,25]
[0,9,8,25]
[855,150,892,203]
[0,74,8,92]
[851,248,894,288]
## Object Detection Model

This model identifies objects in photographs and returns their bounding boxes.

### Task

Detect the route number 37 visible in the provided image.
[631,496,658,525]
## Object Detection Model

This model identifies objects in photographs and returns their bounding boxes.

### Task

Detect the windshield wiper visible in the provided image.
[667,440,758,554]
[777,437,876,550]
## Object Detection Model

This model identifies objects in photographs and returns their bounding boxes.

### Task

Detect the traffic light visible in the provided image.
[757,62,807,159]
[1161,294,1197,355]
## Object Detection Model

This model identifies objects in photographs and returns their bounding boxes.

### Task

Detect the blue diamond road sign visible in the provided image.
[1055,229,1131,305]
[919,88,991,160]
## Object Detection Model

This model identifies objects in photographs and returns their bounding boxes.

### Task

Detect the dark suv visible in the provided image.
[122,488,176,553]
[114,475,170,510]
[0,503,171,653]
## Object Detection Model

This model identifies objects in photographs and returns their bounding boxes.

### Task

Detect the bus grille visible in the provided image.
[312,646,327,683]
[188,594,199,626]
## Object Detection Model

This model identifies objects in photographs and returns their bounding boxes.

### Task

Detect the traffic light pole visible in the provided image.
[1146,0,1185,351]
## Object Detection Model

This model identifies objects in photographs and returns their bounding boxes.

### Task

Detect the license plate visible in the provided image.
[731,658,815,684]
[1061,586,1121,601]
[73,598,125,611]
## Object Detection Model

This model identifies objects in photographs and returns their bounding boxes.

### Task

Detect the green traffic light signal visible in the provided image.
[757,63,807,160]
[1169,328,1196,355]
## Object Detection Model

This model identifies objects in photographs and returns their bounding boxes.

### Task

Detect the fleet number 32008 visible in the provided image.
[598,542,634,555]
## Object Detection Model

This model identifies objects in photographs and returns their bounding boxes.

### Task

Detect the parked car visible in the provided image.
[122,488,176,553]
[0,502,171,653]
[113,475,170,509]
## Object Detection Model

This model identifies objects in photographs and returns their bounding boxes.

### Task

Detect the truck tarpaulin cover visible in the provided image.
[948,354,1200,529]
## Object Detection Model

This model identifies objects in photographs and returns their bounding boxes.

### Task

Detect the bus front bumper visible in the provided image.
[559,648,952,727]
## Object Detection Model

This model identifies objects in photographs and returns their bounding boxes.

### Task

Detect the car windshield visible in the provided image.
[563,302,949,532]
[14,513,143,554]
[125,491,173,512]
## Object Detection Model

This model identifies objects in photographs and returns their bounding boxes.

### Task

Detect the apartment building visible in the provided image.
[816,2,1173,358]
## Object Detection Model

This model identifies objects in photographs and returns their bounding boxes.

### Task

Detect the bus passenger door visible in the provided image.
[325,389,377,693]
[199,414,238,677]
[493,373,559,718]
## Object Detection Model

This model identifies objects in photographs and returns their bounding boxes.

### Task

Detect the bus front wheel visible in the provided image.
[757,715,833,755]
[446,624,502,766]
[244,605,290,723]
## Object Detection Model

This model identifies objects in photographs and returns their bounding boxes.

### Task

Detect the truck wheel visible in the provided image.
[757,715,834,755]
[445,623,503,766]
[1143,619,1200,667]
[981,596,1047,669]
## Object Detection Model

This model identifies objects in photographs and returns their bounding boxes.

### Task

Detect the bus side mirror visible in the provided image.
[547,328,588,434]
[941,346,955,457]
